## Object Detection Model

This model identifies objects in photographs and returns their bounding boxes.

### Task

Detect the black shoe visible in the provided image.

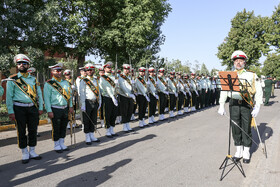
[139,126,144,128]
[243,158,250,164]
[92,139,101,142]
[55,150,63,153]
[106,135,113,138]
[62,148,69,151]
[22,159,29,164]
[30,155,42,160]
[232,156,242,162]
[86,142,92,145]
[129,129,135,132]
[111,133,118,136]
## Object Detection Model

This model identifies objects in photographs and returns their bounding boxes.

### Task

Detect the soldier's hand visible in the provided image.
[69,107,74,114]
[39,110,43,115]
[48,112,54,119]
[9,114,15,121]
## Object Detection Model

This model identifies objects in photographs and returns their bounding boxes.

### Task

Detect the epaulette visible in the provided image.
[10,74,18,79]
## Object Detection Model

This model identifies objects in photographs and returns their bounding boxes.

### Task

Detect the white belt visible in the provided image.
[52,105,68,109]
[14,102,34,107]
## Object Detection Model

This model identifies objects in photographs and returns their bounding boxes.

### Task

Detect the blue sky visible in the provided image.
[87,0,280,71]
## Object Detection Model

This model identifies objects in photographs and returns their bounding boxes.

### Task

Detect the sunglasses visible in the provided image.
[17,62,28,66]
[86,69,94,71]
[55,69,62,72]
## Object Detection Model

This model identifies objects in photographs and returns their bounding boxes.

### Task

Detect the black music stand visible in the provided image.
[217,71,246,181]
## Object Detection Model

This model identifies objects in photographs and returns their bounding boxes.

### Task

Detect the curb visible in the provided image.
[0,118,51,132]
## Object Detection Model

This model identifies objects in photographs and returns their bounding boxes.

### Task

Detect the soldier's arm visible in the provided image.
[6,80,16,114]
[36,84,44,111]
[79,80,86,108]
[43,82,52,113]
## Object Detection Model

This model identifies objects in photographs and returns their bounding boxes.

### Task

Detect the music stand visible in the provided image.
[217,71,246,181]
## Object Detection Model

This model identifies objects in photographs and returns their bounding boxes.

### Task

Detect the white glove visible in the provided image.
[218,104,226,115]
[98,102,102,110]
[182,91,186,96]
[155,94,159,100]
[114,80,118,84]
[175,93,178,97]
[251,104,260,118]
[112,97,118,106]
[188,91,192,97]
[164,91,169,95]
[130,94,136,100]
[131,79,135,84]
[147,81,150,85]
[145,95,150,102]
[195,90,199,96]
[71,85,76,90]
[81,105,86,112]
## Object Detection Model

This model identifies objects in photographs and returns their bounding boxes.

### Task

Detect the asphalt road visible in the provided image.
[0,90,279,187]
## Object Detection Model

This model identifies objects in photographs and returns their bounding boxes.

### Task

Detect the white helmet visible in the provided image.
[14,54,31,64]
[231,50,247,61]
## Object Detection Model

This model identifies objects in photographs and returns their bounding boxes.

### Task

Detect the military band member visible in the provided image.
[6,54,43,163]
[167,71,177,117]
[64,69,72,84]
[190,73,198,111]
[200,74,208,108]
[99,62,118,137]
[147,67,158,124]
[205,75,211,107]
[195,74,202,110]
[157,68,168,120]
[44,63,74,153]
[130,68,137,121]
[183,74,192,113]
[135,67,150,127]
[218,50,263,164]
[176,72,185,115]
[210,76,216,105]
[214,75,221,105]
[98,67,106,127]
[80,63,101,145]
[118,64,135,132]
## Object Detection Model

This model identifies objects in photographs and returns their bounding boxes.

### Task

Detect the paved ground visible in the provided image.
[0,90,279,187]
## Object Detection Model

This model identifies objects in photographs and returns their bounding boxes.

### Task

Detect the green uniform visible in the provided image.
[264,79,276,105]
[6,72,43,148]
[44,77,73,141]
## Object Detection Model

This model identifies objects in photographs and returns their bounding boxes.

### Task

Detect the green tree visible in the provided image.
[262,53,280,79]
[200,63,209,75]
[217,9,271,69]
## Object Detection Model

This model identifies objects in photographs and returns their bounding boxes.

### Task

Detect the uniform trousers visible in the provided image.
[158,92,167,114]
[137,95,147,120]
[169,93,176,111]
[99,96,104,120]
[51,107,69,141]
[14,105,39,148]
[229,99,252,147]
[83,99,98,133]
[177,92,185,110]
[119,95,134,123]
[148,93,157,117]
[191,91,197,108]
[215,88,221,105]
[196,90,201,109]
[184,93,190,108]
[103,96,117,128]
[201,89,206,108]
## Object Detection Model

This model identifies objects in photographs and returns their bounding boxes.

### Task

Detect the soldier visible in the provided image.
[176,72,185,115]
[167,71,178,117]
[147,67,158,124]
[205,75,211,107]
[115,69,122,125]
[6,54,43,163]
[44,63,74,153]
[264,76,277,106]
[98,67,106,127]
[99,62,118,137]
[63,69,72,83]
[75,67,87,129]
[190,73,198,111]
[118,64,135,132]
[218,50,263,164]
[195,74,202,109]
[213,75,221,105]
[183,74,192,113]
[200,74,208,108]
[157,68,168,120]
[130,68,137,121]
[80,63,101,145]
[135,67,150,127]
